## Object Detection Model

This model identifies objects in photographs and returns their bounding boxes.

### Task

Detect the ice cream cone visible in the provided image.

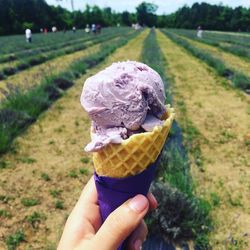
[93,105,175,178]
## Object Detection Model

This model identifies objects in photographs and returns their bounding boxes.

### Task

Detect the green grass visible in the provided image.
[54,126,65,133]
[182,120,204,169]
[6,230,25,250]
[68,169,78,178]
[49,189,62,198]
[0,209,11,218]
[21,198,40,207]
[55,200,64,210]
[26,211,46,229]
[0,160,9,169]
[41,173,51,181]
[217,130,236,144]
[227,193,243,207]
[79,168,89,175]
[0,195,13,203]
[210,192,221,207]
[80,157,90,164]
[158,144,193,195]
[17,156,36,164]
[44,242,57,250]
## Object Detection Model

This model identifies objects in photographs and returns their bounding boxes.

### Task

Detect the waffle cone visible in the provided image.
[93,105,175,178]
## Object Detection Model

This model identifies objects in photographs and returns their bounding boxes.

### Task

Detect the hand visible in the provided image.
[58,176,157,250]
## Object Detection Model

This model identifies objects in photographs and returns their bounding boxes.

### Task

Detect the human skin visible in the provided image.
[58,177,157,250]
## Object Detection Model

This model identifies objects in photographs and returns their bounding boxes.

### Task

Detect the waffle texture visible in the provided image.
[93,105,175,178]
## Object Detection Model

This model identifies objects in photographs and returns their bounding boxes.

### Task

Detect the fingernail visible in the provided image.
[134,239,142,250]
[129,195,148,213]
[148,192,158,207]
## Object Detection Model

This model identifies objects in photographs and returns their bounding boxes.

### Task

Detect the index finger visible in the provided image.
[66,176,101,235]
[77,176,98,206]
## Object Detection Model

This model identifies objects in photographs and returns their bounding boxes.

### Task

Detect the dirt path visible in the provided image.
[0,30,149,250]
[0,37,119,101]
[177,34,250,76]
[157,30,250,249]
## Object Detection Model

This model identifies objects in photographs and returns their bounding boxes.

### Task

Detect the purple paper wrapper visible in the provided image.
[94,157,159,250]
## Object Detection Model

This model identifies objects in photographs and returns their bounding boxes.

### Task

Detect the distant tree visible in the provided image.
[165,2,250,31]
[121,11,131,26]
[103,7,114,26]
[74,10,85,28]
[22,21,34,30]
[136,2,158,27]
[83,4,92,25]
[90,5,104,25]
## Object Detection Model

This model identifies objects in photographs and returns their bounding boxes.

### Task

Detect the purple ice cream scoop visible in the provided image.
[80,61,166,152]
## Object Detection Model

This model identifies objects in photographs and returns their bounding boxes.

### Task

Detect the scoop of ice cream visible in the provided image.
[81,61,166,152]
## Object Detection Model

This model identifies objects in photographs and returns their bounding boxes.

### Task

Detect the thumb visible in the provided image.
[93,195,149,250]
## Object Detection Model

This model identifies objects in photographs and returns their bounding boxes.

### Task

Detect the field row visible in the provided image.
[0,29,112,64]
[0,30,96,55]
[164,29,250,92]
[0,28,132,81]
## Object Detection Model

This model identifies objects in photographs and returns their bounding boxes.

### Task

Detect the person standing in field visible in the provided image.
[25,28,32,43]
[52,26,57,33]
[85,24,90,33]
[72,26,76,33]
[197,26,203,38]
[91,24,96,34]
[96,24,101,34]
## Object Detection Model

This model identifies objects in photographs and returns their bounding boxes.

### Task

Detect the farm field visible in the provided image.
[157,30,250,249]
[0,30,94,55]
[0,27,249,250]
[163,29,250,92]
[168,30,250,76]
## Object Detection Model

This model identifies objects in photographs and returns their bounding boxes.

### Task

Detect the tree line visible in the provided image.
[0,0,249,35]
[161,2,250,31]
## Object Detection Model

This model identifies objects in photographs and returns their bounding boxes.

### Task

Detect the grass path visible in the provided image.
[0,29,149,250]
[157,30,250,249]
[178,35,250,76]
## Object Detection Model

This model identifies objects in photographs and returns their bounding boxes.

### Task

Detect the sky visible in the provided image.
[46,0,250,14]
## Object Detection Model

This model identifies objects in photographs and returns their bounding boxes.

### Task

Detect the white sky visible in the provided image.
[46,0,250,14]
